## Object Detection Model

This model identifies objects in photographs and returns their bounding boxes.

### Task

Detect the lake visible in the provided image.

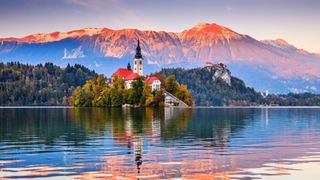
[0,107,320,179]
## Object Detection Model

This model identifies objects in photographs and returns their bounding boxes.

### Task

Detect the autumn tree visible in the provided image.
[110,76,125,107]
[165,75,178,95]
[164,75,193,106]
[141,83,153,106]
[176,85,193,106]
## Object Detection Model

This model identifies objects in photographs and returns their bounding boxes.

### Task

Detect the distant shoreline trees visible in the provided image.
[0,62,95,105]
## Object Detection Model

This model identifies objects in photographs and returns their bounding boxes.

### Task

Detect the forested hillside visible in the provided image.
[162,67,264,106]
[0,62,96,105]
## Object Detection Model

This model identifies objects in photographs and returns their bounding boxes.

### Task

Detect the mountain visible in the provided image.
[1,23,320,93]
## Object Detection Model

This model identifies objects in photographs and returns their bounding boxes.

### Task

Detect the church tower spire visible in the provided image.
[135,39,142,59]
[133,39,144,76]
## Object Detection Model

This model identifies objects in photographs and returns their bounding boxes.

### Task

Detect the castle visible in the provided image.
[205,61,231,86]
[112,40,161,91]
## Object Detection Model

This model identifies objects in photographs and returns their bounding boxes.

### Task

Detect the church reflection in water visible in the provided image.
[68,107,256,178]
[100,107,194,175]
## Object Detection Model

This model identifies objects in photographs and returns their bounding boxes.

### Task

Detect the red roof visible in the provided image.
[113,68,133,78]
[214,64,222,68]
[145,76,159,84]
[125,73,140,80]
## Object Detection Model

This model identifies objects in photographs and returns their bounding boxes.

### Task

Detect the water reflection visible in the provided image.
[0,107,320,179]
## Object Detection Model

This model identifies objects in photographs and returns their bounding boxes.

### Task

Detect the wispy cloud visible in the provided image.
[64,0,119,10]
[63,0,157,30]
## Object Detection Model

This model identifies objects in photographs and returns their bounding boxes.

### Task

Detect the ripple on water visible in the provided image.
[1,107,320,179]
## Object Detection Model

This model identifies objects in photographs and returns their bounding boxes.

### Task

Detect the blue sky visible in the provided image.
[0,0,319,52]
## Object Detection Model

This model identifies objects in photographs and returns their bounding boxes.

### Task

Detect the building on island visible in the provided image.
[205,61,214,67]
[124,72,140,89]
[112,39,161,91]
[145,77,161,91]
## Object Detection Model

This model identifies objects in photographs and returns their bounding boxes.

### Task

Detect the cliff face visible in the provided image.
[204,63,231,86]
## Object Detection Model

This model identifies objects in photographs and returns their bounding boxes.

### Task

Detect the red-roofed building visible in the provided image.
[213,64,222,69]
[112,68,140,89]
[205,61,213,67]
[113,68,133,79]
[124,73,141,89]
[145,77,161,91]
[125,73,140,81]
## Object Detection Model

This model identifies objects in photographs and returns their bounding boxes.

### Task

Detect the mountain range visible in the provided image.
[1,23,320,93]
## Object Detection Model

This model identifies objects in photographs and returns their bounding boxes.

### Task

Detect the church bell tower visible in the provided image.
[133,39,144,76]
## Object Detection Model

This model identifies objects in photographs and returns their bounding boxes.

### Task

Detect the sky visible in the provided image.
[0,0,319,53]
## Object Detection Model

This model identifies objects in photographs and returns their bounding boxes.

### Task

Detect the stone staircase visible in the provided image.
[163,90,189,107]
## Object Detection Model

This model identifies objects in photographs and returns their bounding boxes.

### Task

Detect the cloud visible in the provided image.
[63,0,157,30]
[94,61,102,67]
[64,0,121,11]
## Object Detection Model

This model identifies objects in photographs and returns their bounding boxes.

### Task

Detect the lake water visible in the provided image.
[0,107,320,179]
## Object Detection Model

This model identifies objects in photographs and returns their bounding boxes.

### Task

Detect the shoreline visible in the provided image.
[1,106,320,109]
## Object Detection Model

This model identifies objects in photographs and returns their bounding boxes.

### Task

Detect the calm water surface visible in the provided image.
[0,107,320,179]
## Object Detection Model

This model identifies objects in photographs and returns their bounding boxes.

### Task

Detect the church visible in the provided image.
[112,39,161,91]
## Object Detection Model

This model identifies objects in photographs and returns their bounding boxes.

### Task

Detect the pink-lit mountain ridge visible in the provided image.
[1,23,319,93]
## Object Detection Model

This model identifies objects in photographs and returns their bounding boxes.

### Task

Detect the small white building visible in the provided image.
[145,77,161,91]
[205,61,214,67]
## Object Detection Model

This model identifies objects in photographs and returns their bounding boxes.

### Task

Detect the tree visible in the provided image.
[91,75,107,106]
[99,88,111,107]
[110,76,125,107]
[165,75,178,95]
[131,77,145,105]
[154,90,165,107]
[176,85,193,106]
[73,87,85,106]
[110,87,123,107]
[141,83,152,106]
